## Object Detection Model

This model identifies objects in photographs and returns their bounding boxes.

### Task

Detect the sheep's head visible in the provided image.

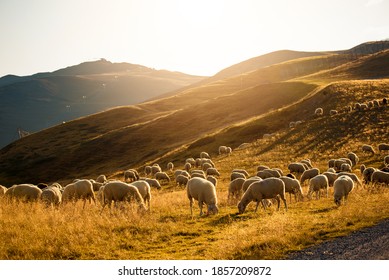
[207,204,219,215]
[334,197,341,206]
[237,202,246,214]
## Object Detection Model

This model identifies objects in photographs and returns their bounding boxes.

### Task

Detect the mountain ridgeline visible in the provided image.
[0,41,388,185]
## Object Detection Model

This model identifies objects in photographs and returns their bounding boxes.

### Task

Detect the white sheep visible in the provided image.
[230,172,246,181]
[187,177,218,216]
[144,166,152,176]
[263,168,282,177]
[347,152,359,166]
[307,175,329,200]
[186,158,196,166]
[256,170,275,179]
[141,178,162,190]
[151,165,162,176]
[237,178,287,214]
[174,169,190,180]
[340,163,352,172]
[41,186,62,206]
[200,151,211,159]
[300,159,313,169]
[5,184,42,202]
[334,158,352,171]
[206,167,220,177]
[131,180,152,209]
[232,169,250,177]
[333,175,354,206]
[124,170,139,182]
[300,168,320,185]
[191,173,206,179]
[257,165,270,171]
[184,162,192,172]
[155,171,170,183]
[322,171,338,187]
[176,174,189,187]
[314,107,323,116]
[202,162,213,172]
[206,175,217,187]
[378,143,389,153]
[100,181,146,213]
[336,172,363,188]
[167,162,174,172]
[371,170,389,186]
[362,144,375,155]
[280,176,303,203]
[96,174,107,183]
[288,162,307,175]
[362,167,376,184]
[62,179,96,208]
[228,178,245,200]
[242,176,263,192]
[219,145,228,155]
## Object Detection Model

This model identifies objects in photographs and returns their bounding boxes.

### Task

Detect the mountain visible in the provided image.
[0,59,205,148]
[0,41,388,186]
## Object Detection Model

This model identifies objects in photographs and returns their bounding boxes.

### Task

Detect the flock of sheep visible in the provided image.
[1,139,388,217]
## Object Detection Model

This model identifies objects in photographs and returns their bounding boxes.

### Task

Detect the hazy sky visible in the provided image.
[0,0,388,77]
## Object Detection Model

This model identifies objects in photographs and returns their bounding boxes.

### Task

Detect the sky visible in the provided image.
[0,0,388,77]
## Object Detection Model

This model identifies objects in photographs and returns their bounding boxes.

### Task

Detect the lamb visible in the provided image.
[100,181,146,213]
[307,175,329,200]
[333,175,354,206]
[378,143,389,153]
[280,176,303,203]
[314,107,323,116]
[176,174,189,187]
[131,180,152,209]
[347,152,359,166]
[300,168,320,185]
[362,144,375,155]
[62,179,96,208]
[206,167,220,177]
[242,176,262,192]
[155,171,170,183]
[288,162,307,175]
[41,186,62,207]
[228,178,245,200]
[5,184,42,202]
[237,178,287,214]
[371,170,389,186]
[187,177,218,216]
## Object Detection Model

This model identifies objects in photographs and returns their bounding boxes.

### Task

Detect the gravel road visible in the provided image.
[286,218,389,260]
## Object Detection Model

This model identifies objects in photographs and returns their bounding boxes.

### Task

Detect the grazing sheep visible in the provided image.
[184,162,192,172]
[174,170,190,180]
[334,158,352,171]
[362,167,376,184]
[307,175,329,200]
[206,167,220,177]
[41,186,62,206]
[322,171,338,187]
[237,178,287,214]
[385,156,389,165]
[256,170,275,179]
[300,168,320,185]
[362,144,375,155]
[200,151,211,159]
[151,165,162,176]
[5,184,42,202]
[371,170,389,186]
[96,174,107,183]
[280,176,303,203]
[101,181,146,213]
[347,152,359,166]
[226,147,232,156]
[62,179,96,208]
[336,172,363,188]
[131,180,152,209]
[124,170,139,182]
[242,177,263,192]
[327,168,336,173]
[330,109,338,116]
[191,173,206,179]
[333,175,354,206]
[186,158,196,166]
[228,178,245,200]
[187,177,218,216]
[341,163,352,172]
[257,165,270,171]
[144,166,152,176]
[360,164,366,174]
[314,107,323,116]
[378,143,389,153]
[232,169,250,177]
[167,162,174,172]
[201,158,215,167]
[219,145,228,155]
[155,172,170,183]
[91,180,104,192]
[202,162,213,172]
[288,163,307,175]
[328,159,335,169]
[206,175,217,187]
[142,178,162,190]
[230,172,246,181]
[300,159,313,169]
[262,169,282,178]
[176,174,189,187]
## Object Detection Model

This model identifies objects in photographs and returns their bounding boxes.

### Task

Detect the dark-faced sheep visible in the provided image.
[237,178,287,214]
